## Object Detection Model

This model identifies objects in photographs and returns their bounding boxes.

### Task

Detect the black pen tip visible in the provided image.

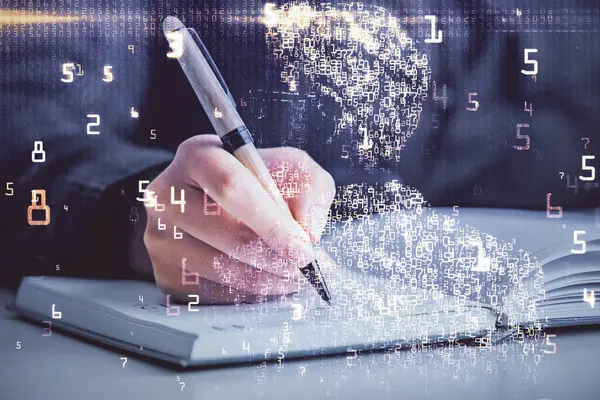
[299,260,333,306]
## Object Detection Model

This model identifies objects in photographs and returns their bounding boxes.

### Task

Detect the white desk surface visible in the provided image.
[1,288,599,400]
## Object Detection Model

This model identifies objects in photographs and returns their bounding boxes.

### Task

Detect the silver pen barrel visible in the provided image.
[162,16,242,137]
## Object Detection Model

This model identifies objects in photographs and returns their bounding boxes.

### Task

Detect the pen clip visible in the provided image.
[187,27,237,110]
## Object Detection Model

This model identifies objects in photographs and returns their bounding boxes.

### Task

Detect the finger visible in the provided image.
[290,175,336,244]
[258,147,336,243]
[146,175,300,278]
[175,135,315,267]
[145,227,302,304]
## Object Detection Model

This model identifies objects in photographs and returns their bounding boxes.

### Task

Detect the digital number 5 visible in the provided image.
[521,48,538,76]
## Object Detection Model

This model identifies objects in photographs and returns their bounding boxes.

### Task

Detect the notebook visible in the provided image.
[12,206,600,367]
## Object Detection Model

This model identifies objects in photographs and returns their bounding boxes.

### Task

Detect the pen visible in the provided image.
[162,16,332,306]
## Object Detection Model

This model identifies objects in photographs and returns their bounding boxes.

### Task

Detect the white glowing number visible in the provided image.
[291,304,303,321]
[5,182,14,196]
[102,66,113,82]
[136,180,153,203]
[51,304,62,319]
[341,145,350,159]
[158,218,166,230]
[466,92,479,111]
[513,123,530,151]
[174,225,183,239]
[521,49,538,76]
[542,334,556,354]
[188,294,200,312]
[61,62,75,83]
[472,241,491,272]
[170,186,186,213]
[583,288,595,308]
[166,31,184,59]
[580,155,596,182]
[263,3,278,26]
[86,114,100,135]
[572,230,586,254]
[424,15,443,44]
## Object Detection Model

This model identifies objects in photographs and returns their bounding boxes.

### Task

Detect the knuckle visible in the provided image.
[177,135,220,168]
[177,144,204,172]
[176,135,219,157]
[175,137,199,162]
[212,170,241,202]
[282,146,308,160]
[177,136,232,188]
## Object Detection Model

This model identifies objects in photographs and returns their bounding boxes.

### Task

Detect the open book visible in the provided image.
[12,206,600,367]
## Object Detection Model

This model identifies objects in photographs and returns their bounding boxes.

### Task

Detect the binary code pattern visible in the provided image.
[264,2,430,171]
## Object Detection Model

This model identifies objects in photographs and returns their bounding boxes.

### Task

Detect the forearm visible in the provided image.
[0,20,174,288]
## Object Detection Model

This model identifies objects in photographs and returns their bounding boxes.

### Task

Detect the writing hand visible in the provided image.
[142,135,336,304]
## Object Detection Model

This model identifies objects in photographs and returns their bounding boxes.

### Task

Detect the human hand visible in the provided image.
[141,135,336,305]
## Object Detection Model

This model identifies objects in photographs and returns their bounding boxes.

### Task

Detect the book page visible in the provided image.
[18,202,562,361]
[18,269,497,364]
[320,202,545,325]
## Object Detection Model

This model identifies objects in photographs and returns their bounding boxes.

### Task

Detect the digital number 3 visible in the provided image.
[166,31,184,59]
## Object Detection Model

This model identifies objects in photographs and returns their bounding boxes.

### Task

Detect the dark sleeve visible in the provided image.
[0,22,174,289]
[397,1,600,210]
